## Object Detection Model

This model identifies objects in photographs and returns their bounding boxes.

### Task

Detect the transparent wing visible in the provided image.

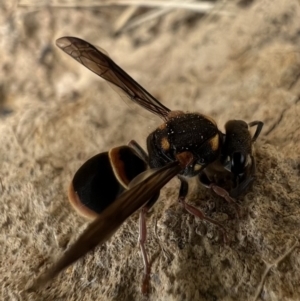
[56,37,171,121]
[31,160,182,289]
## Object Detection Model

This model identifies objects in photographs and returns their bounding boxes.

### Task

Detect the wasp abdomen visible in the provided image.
[69,146,147,219]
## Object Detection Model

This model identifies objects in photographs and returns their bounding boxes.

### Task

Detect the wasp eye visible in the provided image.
[231,152,246,176]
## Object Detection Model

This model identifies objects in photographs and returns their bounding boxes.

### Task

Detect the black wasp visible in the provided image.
[32,37,263,294]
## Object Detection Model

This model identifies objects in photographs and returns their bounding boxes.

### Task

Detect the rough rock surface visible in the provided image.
[0,1,300,300]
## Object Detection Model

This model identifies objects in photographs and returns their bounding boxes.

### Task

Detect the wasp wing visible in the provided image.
[56,37,171,121]
[31,160,182,289]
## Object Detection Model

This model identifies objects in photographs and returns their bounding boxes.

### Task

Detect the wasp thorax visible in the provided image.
[147,113,221,176]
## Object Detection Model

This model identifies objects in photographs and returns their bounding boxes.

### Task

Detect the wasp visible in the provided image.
[32,37,263,294]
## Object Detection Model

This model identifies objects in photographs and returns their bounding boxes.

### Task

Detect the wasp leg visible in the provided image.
[178,177,228,243]
[248,120,264,142]
[128,140,149,163]
[210,184,242,219]
[199,173,242,218]
[139,192,159,294]
[139,207,150,294]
